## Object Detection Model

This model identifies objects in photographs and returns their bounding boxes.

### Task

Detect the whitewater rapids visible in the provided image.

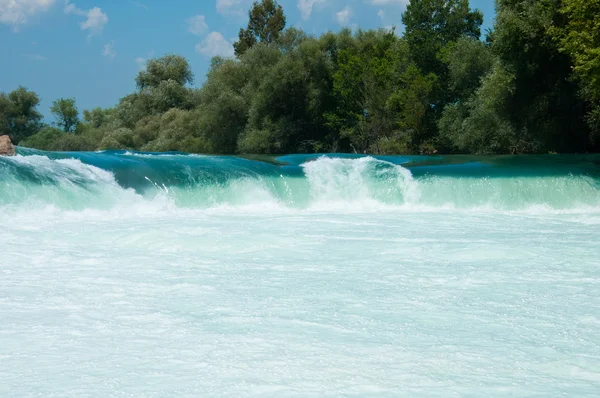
[1,150,599,396]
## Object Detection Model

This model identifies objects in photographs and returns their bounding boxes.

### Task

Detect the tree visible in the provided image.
[51,98,80,133]
[115,93,151,129]
[114,55,196,128]
[438,37,513,153]
[0,96,9,137]
[325,29,433,153]
[20,127,65,151]
[135,54,194,90]
[445,37,494,99]
[137,109,207,153]
[196,44,283,153]
[242,39,335,153]
[0,87,43,144]
[439,63,517,154]
[276,27,308,53]
[83,107,116,129]
[233,0,286,57]
[387,64,437,152]
[492,0,589,152]
[402,0,483,77]
[148,79,194,113]
[551,0,600,143]
[401,0,484,146]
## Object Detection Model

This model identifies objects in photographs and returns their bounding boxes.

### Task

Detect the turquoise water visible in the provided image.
[1,149,600,396]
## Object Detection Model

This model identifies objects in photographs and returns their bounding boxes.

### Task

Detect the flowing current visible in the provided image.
[1,149,600,396]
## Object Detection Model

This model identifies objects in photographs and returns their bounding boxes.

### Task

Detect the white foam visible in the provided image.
[302,156,419,206]
[2,154,600,214]
[1,198,599,396]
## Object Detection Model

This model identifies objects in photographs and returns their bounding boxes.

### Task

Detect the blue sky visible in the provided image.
[0,0,496,118]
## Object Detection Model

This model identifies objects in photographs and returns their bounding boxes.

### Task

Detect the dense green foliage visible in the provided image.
[551,0,600,142]
[0,87,42,144]
[3,0,599,154]
[234,0,286,57]
[402,0,484,147]
[51,98,80,133]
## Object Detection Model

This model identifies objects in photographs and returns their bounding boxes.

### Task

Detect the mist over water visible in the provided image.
[1,149,600,396]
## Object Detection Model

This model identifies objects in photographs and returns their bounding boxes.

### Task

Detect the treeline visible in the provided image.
[2,0,599,155]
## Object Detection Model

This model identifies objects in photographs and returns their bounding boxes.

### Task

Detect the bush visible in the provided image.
[237,128,278,153]
[20,127,65,150]
[99,128,135,150]
[374,135,411,155]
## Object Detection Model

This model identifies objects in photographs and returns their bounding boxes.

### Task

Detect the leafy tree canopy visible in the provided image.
[135,54,194,90]
[234,0,286,56]
[0,87,42,144]
[51,98,80,133]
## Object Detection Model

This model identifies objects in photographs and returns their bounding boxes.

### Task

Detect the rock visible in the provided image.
[0,135,15,156]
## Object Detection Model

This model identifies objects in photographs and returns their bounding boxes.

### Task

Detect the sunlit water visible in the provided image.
[1,150,599,396]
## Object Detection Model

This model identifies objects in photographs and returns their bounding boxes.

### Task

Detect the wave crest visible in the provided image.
[1,151,600,212]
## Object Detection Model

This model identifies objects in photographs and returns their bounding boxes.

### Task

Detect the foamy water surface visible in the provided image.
[1,150,599,396]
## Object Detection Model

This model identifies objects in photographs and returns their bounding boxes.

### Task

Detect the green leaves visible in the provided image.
[492,0,591,152]
[402,0,483,76]
[234,0,286,57]
[50,98,79,133]
[401,0,484,147]
[551,0,600,141]
[439,63,517,154]
[445,37,493,98]
[135,54,194,90]
[0,87,42,144]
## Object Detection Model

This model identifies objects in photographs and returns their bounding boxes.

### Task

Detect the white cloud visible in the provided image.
[216,0,236,13]
[186,14,208,36]
[103,41,116,58]
[298,0,327,20]
[81,7,107,35]
[65,2,108,36]
[195,31,234,58]
[377,9,385,20]
[216,0,251,16]
[135,50,154,69]
[135,57,146,70]
[0,0,56,28]
[130,0,147,10]
[336,6,350,26]
[64,1,75,14]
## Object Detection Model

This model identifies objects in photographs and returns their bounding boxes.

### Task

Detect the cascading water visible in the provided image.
[1,149,599,211]
[1,149,599,396]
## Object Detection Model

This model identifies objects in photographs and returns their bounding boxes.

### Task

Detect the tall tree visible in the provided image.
[401,0,483,145]
[437,37,512,154]
[233,0,286,57]
[51,98,79,133]
[242,38,335,153]
[324,29,435,153]
[551,0,600,143]
[326,29,400,152]
[445,37,494,99]
[402,0,483,78]
[493,0,589,152]
[0,87,43,144]
[117,55,195,128]
[135,54,194,90]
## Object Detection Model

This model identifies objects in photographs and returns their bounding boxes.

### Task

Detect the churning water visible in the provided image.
[1,149,600,396]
